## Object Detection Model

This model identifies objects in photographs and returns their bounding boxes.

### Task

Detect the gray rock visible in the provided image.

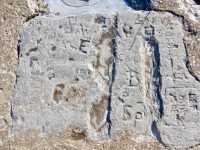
[11,9,200,148]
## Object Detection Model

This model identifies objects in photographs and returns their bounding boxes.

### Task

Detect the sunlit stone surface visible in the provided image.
[11,9,200,148]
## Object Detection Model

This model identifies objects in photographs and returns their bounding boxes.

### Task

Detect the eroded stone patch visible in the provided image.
[26,47,37,56]
[11,13,114,141]
[53,84,65,103]
[64,87,85,100]
[95,20,115,82]
[69,125,87,140]
[90,96,108,131]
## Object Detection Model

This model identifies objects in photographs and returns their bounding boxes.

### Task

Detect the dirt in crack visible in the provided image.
[95,23,115,84]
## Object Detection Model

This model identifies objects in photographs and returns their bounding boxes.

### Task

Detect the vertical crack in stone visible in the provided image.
[151,121,164,145]
[152,39,163,118]
[106,14,118,136]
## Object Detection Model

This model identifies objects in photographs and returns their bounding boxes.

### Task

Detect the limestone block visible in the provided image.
[11,9,200,148]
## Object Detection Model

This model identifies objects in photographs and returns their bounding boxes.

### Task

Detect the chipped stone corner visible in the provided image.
[25,0,50,22]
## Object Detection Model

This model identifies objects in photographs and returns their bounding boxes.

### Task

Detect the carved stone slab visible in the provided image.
[11,10,200,148]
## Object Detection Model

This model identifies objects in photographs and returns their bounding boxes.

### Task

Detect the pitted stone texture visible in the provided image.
[12,13,116,141]
[12,9,200,148]
[110,11,151,137]
[149,0,200,83]
[157,17,200,148]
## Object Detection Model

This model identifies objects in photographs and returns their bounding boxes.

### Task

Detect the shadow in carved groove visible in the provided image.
[152,39,163,118]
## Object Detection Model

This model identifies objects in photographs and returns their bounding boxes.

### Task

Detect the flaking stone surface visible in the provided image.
[11,9,200,148]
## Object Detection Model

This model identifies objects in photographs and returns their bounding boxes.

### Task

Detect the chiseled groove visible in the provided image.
[152,40,163,118]
[106,14,118,136]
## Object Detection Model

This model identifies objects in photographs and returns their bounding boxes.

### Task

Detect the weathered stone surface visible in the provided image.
[1,0,200,149]
[0,0,50,149]
[0,0,162,149]
[156,14,200,148]
[12,13,114,141]
[10,7,200,148]
[148,0,200,83]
